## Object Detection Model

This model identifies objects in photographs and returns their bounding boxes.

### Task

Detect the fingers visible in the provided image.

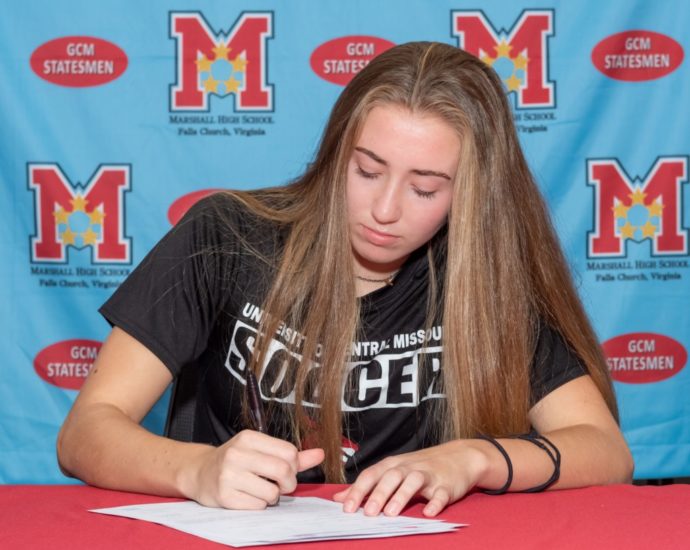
[216,474,281,509]
[297,448,325,472]
[219,433,325,497]
[362,468,428,516]
[231,430,301,468]
[335,449,465,517]
[422,486,450,517]
[212,433,460,517]
[236,449,298,493]
[361,467,406,516]
[228,431,301,475]
[332,489,347,502]
[340,468,449,517]
[338,464,384,513]
[207,430,314,507]
[338,460,428,516]
[220,490,273,510]
[382,471,426,516]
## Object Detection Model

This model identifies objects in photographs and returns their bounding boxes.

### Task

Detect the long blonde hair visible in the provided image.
[226,42,617,482]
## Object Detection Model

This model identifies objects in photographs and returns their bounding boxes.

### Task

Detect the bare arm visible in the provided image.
[57,327,323,508]
[334,375,634,516]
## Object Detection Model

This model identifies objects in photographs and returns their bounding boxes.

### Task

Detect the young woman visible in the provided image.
[57,42,633,518]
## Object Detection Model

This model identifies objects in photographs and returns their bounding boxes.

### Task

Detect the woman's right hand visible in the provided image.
[185,430,325,509]
[58,327,324,510]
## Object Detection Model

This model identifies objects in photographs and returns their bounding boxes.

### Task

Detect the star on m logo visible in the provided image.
[587,157,688,257]
[452,9,555,108]
[28,163,131,263]
[170,11,273,111]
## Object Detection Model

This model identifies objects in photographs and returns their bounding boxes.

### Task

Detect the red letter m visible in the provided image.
[28,164,131,263]
[587,158,688,257]
[452,10,554,108]
[170,11,273,111]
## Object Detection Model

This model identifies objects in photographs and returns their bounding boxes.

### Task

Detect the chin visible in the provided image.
[358,249,407,269]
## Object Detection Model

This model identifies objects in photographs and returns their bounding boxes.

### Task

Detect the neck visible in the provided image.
[354,270,399,286]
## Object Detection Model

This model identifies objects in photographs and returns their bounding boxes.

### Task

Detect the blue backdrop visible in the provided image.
[2,0,688,483]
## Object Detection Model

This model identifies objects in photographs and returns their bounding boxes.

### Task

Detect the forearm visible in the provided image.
[57,402,211,498]
[467,423,633,493]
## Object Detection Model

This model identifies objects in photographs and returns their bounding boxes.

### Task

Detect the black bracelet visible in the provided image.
[477,434,513,495]
[511,433,561,493]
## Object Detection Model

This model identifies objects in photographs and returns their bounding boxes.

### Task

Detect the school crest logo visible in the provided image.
[28,163,131,263]
[451,9,555,109]
[170,11,273,112]
[587,157,688,257]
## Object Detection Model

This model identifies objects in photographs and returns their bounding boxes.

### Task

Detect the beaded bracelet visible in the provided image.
[477,434,513,495]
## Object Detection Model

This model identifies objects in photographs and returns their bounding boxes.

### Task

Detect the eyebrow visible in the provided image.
[354,146,452,180]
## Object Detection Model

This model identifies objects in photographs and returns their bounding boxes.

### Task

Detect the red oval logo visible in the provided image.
[310,36,395,86]
[34,339,102,389]
[30,36,128,87]
[168,189,222,226]
[603,333,687,383]
[592,30,683,81]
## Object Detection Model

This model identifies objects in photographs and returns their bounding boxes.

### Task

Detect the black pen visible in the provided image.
[246,369,267,433]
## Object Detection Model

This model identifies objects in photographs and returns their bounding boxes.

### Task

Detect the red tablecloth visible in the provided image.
[1,483,689,549]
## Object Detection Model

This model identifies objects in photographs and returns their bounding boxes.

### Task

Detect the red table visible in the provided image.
[2,483,689,549]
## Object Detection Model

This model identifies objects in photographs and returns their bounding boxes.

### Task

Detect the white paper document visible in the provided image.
[91,496,464,547]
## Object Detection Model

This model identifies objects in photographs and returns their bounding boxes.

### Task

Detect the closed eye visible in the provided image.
[355,166,379,179]
[413,188,437,200]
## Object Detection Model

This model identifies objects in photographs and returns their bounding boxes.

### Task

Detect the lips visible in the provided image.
[361,224,399,246]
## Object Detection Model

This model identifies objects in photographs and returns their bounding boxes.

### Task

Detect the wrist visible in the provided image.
[442,439,492,490]
[174,442,215,501]
[468,437,513,493]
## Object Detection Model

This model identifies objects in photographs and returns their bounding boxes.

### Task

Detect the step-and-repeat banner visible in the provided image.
[2,1,688,483]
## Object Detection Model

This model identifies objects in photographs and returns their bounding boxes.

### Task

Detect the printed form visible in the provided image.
[92,495,464,546]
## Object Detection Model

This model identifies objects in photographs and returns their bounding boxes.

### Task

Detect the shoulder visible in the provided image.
[173,191,283,250]
[176,191,248,232]
[533,323,582,370]
[530,321,587,403]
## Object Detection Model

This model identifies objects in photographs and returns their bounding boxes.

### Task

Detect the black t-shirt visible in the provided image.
[100,192,585,482]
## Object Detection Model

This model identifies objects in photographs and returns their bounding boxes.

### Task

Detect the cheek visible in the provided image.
[345,183,356,220]
[345,180,369,218]
[413,202,450,239]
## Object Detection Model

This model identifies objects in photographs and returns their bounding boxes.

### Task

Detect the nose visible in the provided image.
[371,180,402,224]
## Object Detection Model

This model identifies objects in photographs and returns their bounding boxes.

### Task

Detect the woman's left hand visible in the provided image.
[333,377,634,518]
[332,441,489,517]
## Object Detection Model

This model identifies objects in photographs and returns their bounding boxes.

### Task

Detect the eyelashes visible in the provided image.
[355,166,377,179]
[414,189,436,200]
[355,166,437,199]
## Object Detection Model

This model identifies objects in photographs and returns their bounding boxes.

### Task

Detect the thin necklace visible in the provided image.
[355,270,400,286]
